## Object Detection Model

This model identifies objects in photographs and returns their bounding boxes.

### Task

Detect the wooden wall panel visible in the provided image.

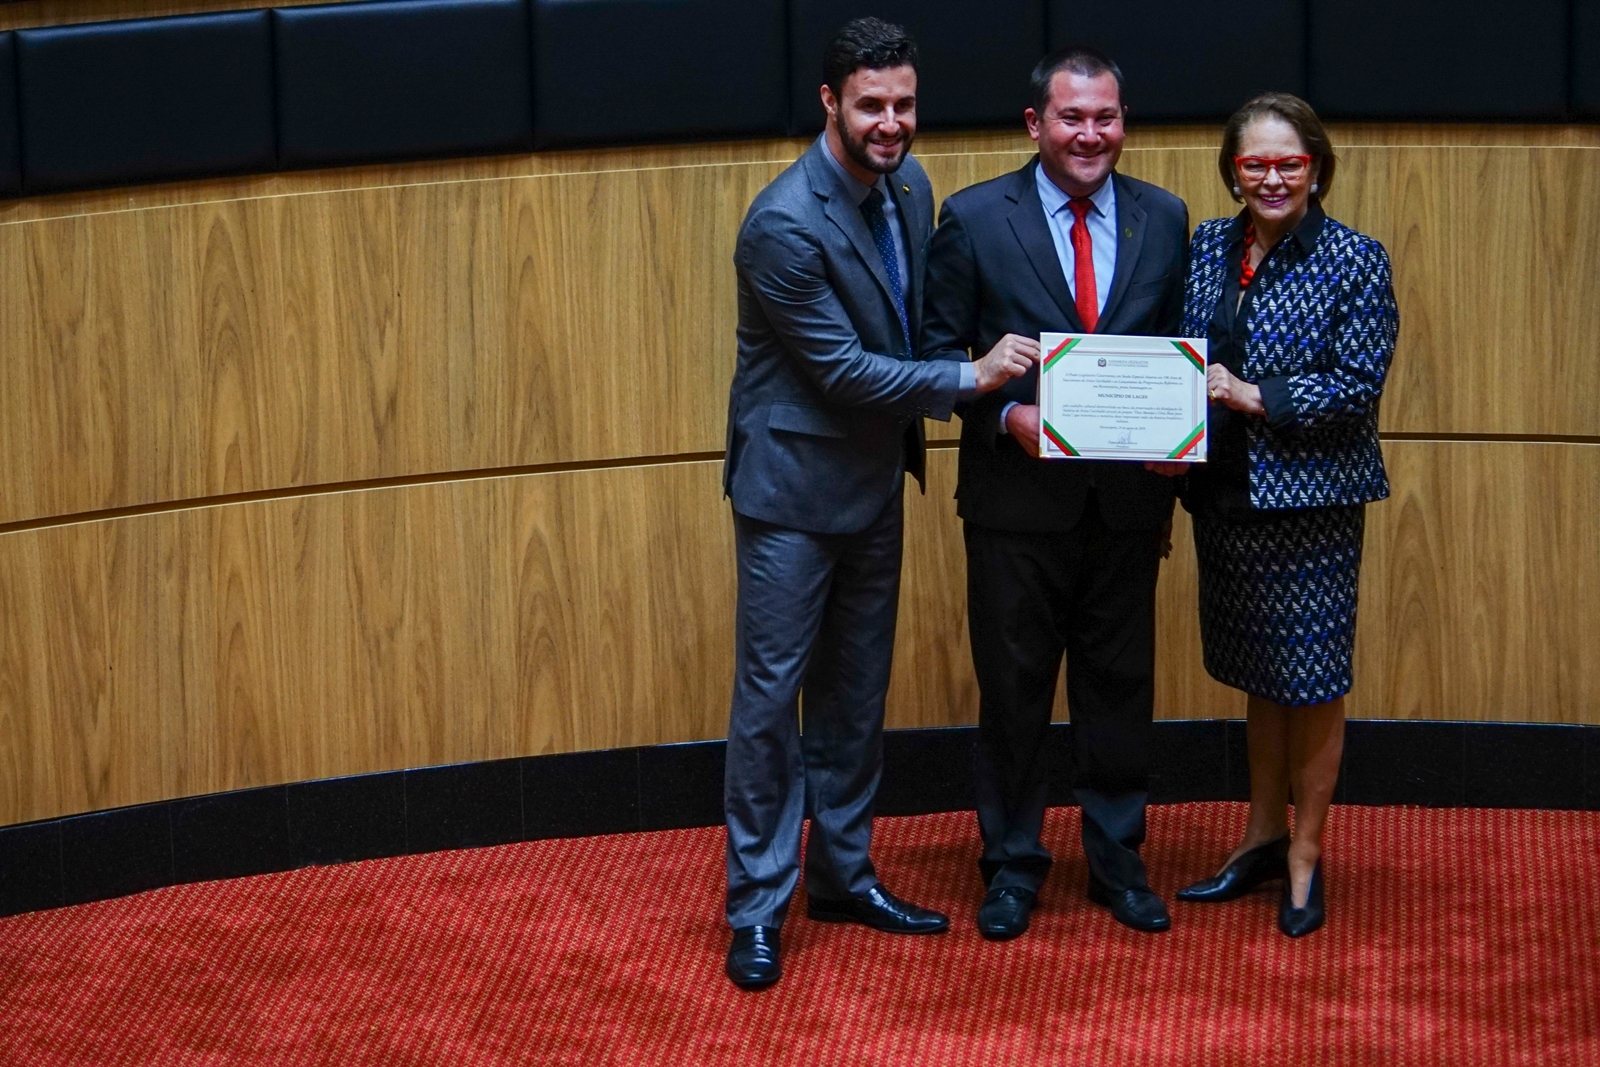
[2,128,1598,825]
[8,132,1595,523]
[0,0,364,32]
[0,461,741,825]
[0,162,775,524]
[4,440,1593,824]
[1351,441,1600,722]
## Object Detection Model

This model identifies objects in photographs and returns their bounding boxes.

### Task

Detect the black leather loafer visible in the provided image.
[976,886,1036,941]
[1278,860,1326,938]
[807,883,949,934]
[1087,877,1171,933]
[1176,836,1290,903]
[726,925,781,990]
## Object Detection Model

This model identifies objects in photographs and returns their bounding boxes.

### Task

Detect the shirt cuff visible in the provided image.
[998,400,1019,438]
[1258,376,1297,429]
[957,361,978,399]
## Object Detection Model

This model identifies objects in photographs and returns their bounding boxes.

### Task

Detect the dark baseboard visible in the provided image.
[2,719,1596,918]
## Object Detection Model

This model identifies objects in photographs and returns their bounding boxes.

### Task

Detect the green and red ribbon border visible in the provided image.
[1039,337,1208,459]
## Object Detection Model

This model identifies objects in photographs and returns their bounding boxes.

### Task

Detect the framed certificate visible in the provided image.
[1037,333,1209,463]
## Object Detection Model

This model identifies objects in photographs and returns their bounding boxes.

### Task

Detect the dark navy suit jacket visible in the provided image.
[921,160,1189,533]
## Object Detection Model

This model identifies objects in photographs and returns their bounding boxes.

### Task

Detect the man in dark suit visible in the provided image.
[921,46,1189,939]
[721,18,1032,991]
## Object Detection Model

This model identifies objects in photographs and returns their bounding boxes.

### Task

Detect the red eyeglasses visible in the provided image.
[1234,154,1312,182]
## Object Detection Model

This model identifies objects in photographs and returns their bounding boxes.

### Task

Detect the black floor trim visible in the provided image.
[2,719,1595,918]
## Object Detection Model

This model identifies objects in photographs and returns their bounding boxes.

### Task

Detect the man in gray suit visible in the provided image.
[721,18,1034,990]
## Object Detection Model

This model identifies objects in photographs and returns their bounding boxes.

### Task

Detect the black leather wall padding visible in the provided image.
[16,12,275,194]
[1048,1,1305,121]
[275,0,534,168]
[788,0,1046,134]
[533,0,786,149]
[1308,0,1567,119]
[0,34,20,198]
[1574,1,1600,118]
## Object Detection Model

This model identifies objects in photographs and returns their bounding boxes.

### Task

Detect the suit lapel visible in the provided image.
[1007,160,1082,332]
[804,144,898,315]
[1099,172,1147,330]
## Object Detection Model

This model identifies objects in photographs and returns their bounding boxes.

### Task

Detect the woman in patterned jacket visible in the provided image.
[1165,93,1398,937]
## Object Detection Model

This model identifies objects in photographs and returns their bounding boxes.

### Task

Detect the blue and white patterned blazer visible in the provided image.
[1182,207,1399,510]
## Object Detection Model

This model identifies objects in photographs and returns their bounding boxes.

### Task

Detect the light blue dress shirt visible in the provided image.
[1001,167,1119,433]
[819,136,977,397]
[1035,162,1117,318]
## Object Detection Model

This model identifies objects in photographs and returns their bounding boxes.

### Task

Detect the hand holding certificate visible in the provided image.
[1036,333,1209,463]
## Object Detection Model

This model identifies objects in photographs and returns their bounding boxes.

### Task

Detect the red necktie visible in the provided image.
[1068,198,1098,333]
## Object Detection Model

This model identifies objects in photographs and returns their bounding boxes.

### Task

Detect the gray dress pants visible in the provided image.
[723,488,903,930]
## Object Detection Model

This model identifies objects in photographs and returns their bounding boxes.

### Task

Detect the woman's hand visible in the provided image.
[1004,403,1041,458]
[1207,364,1266,416]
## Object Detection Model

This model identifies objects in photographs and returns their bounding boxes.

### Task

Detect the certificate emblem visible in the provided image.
[1037,333,1209,463]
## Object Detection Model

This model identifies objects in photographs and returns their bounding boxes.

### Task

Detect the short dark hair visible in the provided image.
[823,17,919,100]
[1029,45,1124,115]
[1218,92,1337,202]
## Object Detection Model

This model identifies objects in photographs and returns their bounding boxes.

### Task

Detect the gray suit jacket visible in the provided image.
[723,138,963,535]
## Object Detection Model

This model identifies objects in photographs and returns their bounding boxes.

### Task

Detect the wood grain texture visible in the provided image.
[0,460,741,824]
[0,162,772,524]
[7,129,1595,523]
[0,0,365,31]
[895,442,1600,730]
[2,128,1599,824]
[5,441,1594,824]
[1351,440,1600,722]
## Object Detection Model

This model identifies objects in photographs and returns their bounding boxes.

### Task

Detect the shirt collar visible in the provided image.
[1036,161,1116,220]
[818,132,888,207]
[1226,199,1327,252]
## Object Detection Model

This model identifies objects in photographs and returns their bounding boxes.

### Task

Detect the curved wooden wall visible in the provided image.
[1,124,1597,826]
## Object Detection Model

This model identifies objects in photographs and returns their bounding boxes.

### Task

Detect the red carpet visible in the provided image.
[1,803,1596,1066]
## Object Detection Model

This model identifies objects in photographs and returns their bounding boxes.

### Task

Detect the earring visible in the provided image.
[1310,183,1320,194]
[1232,186,1241,196]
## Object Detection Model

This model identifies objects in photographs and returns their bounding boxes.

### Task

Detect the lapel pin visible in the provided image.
[903,184,911,193]
[1125,227,1133,238]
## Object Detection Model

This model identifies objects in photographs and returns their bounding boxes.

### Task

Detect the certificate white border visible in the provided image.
[1037,333,1209,462]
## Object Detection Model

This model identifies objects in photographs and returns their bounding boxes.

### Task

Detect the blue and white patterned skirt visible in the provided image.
[1192,504,1366,707]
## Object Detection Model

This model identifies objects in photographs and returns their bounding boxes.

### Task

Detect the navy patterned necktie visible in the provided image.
[860,187,911,352]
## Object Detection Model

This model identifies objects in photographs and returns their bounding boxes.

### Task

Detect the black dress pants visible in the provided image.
[965,495,1163,894]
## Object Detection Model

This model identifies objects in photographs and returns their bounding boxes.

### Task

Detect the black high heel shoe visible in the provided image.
[1176,836,1289,903]
[1278,859,1325,938]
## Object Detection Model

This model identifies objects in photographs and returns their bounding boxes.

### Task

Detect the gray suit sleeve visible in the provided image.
[740,206,960,419]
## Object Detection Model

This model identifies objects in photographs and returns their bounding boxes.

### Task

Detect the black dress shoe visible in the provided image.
[1278,859,1326,938]
[726,926,781,990]
[807,883,949,934]
[976,886,1036,941]
[1087,877,1171,933]
[1176,836,1290,903]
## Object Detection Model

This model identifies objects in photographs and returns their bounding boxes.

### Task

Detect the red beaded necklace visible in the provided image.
[1240,222,1258,287]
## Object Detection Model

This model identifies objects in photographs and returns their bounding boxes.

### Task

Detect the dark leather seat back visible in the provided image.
[788,0,1046,133]
[532,0,787,149]
[275,0,535,168]
[1049,0,1305,121]
[0,34,19,198]
[16,12,275,194]
[1309,0,1568,119]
